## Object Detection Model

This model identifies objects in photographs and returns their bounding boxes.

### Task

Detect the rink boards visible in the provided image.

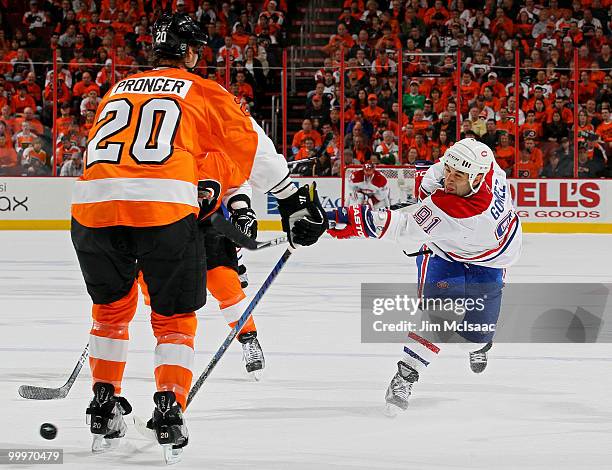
[1,177,611,233]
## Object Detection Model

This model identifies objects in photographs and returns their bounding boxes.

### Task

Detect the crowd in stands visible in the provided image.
[290,0,612,178]
[0,0,287,176]
[1,0,611,180]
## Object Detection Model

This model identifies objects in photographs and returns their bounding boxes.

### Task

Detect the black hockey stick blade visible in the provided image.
[210,212,287,250]
[18,344,89,400]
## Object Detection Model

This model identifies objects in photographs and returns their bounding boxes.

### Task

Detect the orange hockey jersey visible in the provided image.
[72,67,290,228]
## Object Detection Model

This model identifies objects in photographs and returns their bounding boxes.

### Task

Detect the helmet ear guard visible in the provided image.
[440,138,494,194]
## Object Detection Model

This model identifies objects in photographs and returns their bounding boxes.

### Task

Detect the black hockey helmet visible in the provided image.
[152,13,206,59]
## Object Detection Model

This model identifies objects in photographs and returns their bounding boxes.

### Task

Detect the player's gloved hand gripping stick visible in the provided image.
[277,183,328,248]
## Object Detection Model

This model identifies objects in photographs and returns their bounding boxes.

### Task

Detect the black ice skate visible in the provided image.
[384,361,419,416]
[238,331,265,380]
[147,391,188,465]
[469,342,493,373]
[238,263,249,288]
[85,382,132,453]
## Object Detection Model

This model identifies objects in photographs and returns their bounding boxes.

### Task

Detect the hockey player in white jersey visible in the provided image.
[348,162,391,209]
[327,138,522,413]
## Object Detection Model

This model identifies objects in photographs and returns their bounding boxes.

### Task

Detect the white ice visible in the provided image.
[1,231,612,470]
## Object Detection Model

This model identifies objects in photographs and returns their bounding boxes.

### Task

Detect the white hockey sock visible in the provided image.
[401,332,440,372]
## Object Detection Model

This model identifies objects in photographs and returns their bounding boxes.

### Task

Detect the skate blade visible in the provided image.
[249,368,264,381]
[162,444,183,465]
[383,403,403,418]
[91,434,120,453]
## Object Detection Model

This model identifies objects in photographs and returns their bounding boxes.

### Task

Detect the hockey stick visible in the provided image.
[186,246,293,408]
[210,212,287,250]
[18,344,89,400]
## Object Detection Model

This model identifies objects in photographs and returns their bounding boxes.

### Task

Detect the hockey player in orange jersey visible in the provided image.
[71,13,327,463]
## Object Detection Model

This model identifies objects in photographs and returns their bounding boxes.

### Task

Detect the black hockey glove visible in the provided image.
[231,207,258,239]
[277,183,328,248]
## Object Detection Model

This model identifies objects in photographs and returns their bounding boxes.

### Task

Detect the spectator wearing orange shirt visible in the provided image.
[546,96,573,125]
[495,132,515,174]
[495,108,515,136]
[520,110,543,139]
[43,77,72,107]
[73,72,101,100]
[400,119,417,146]
[56,102,74,137]
[99,0,120,23]
[517,137,544,178]
[292,119,322,155]
[11,85,37,115]
[235,71,254,101]
[21,137,48,173]
[483,86,501,113]
[577,110,595,136]
[231,23,250,51]
[12,107,44,136]
[490,8,514,36]
[0,134,18,174]
[458,72,480,114]
[294,136,316,161]
[595,108,612,144]
[80,109,96,138]
[20,72,42,105]
[114,45,137,74]
[413,133,431,161]
[412,108,431,135]
[374,24,402,51]
[423,0,449,27]
[362,94,384,127]
[578,70,599,102]
[322,23,355,56]
[480,72,507,98]
[350,135,372,163]
[55,135,81,169]
[523,86,550,113]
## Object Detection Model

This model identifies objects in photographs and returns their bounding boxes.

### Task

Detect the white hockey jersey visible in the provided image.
[378,161,522,268]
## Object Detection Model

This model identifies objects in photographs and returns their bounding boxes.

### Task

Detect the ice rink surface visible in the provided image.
[1,231,612,469]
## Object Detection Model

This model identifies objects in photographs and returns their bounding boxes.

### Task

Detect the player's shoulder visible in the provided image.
[430,168,494,219]
[350,169,365,182]
[372,171,387,186]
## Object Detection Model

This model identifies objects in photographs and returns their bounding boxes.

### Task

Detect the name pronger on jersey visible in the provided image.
[109,76,193,98]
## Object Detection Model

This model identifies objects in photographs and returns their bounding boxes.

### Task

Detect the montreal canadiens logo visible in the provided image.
[436,281,449,289]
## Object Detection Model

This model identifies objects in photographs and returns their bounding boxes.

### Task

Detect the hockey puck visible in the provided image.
[40,423,57,440]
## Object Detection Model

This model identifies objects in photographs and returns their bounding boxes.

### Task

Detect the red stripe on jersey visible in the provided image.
[447,214,518,261]
[430,167,494,219]
[408,332,441,354]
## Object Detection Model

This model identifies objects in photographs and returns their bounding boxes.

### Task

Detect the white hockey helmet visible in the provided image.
[440,138,494,193]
